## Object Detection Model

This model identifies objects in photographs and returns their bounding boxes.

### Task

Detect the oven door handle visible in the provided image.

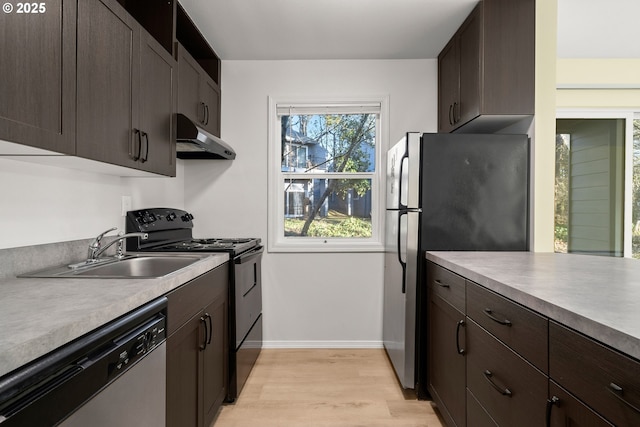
[235,246,264,264]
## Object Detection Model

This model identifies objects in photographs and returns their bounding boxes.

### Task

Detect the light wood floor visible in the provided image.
[213,349,444,427]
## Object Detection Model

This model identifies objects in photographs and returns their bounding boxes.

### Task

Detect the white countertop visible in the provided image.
[0,253,229,378]
[426,251,640,361]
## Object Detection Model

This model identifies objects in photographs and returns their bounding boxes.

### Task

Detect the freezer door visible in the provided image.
[383,209,418,389]
[421,133,529,250]
[386,132,421,210]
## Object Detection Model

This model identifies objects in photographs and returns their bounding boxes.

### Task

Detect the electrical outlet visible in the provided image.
[121,196,132,216]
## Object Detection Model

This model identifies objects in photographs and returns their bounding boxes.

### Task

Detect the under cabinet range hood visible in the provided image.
[175,113,236,160]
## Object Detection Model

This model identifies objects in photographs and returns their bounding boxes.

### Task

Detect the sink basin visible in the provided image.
[20,254,208,279]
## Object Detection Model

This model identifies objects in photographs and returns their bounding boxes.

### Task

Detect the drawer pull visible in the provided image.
[546,396,559,427]
[483,308,512,326]
[483,370,512,397]
[608,382,640,414]
[435,279,450,288]
[456,319,465,355]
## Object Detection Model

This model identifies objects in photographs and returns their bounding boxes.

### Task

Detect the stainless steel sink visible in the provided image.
[19,254,208,279]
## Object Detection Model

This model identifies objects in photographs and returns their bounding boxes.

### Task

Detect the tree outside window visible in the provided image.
[281,113,376,238]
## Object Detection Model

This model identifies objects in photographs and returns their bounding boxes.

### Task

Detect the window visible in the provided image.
[554,112,640,258]
[268,97,387,252]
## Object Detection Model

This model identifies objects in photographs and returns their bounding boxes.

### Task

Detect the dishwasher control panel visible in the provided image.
[107,315,166,380]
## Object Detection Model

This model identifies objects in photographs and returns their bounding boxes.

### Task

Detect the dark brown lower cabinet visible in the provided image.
[466,319,547,427]
[467,389,497,427]
[201,295,227,425]
[166,265,228,427]
[549,321,640,427]
[429,293,466,427]
[548,381,613,427]
[427,261,640,427]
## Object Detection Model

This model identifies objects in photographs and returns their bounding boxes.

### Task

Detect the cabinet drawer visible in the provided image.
[166,264,228,335]
[467,319,547,427]
[549,321,640,426]
[466,282,548,371]
[427,262,466,312]
[549,380,613,427]
[467,389,497,427]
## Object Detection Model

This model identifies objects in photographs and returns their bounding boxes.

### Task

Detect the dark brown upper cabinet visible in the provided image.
[176,3,221,86]
[138,31,178,176]
[119,0,176,56]
[438,0,535,133]
[176,3,222,137]
[177,44,221,137]
[0,0,76,154]
[77,0,177,176]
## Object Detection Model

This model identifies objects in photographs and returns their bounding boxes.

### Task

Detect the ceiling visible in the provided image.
[557,0,640,58]
[179,0,640,61]
[179,0,479,60]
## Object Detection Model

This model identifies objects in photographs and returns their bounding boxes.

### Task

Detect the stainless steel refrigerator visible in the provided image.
[383,132,529,395]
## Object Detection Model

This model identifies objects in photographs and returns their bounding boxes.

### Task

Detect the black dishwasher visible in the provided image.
[0,298,167,427]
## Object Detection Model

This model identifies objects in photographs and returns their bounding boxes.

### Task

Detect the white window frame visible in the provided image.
[556,108,637,257]
[268,95,389,253]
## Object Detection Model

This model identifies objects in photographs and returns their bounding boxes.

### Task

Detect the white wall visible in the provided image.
[184,59,436,347]
[532,0,557,252]
[0,158,186,249]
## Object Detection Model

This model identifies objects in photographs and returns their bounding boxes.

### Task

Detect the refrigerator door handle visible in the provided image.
[396,208,420,294]
[398,152,409,210]
[396,210,407,294]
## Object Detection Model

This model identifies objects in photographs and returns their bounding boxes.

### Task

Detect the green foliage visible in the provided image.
[555,224,568,241]
[554,224,568,253]
[284,215,372,238]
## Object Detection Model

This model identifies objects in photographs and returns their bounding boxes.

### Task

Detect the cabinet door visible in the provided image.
[457,4,481,127]
[77,0,140,169]
[201,78,221,137]
[466,319,547,427]
[482,0,535,116]
[0,0,76,154]
[549,381,613,427]
[467,389,498,427]
[202,293,228,427]
[437,38,459,133]
[177,45,206,126]
[167,313,203,427]
[429,293,466,427]
[550,322,640,426]
[138,31,176,176]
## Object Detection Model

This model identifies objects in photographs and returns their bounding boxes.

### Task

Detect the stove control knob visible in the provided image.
[181,213,194,222]
[140,212,156,224]
[167,212,177,221]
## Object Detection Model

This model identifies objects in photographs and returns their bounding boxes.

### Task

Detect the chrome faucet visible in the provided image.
[87,227,117,261]
[87,228,148,261]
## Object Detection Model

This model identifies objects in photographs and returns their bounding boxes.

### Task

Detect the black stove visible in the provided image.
[125,208,263,402]
[150,238,259,254]
[124,208,260,256]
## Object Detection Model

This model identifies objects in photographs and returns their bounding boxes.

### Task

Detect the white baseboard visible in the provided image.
[262,340,383,349]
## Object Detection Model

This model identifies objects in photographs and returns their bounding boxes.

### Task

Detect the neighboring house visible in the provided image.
[282,125,373,220]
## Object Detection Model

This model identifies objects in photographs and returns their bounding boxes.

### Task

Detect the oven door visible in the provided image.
[234,246,263,349]
[229,245,263,400]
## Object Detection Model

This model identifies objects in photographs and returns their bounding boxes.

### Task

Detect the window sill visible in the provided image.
[267,239,384,253]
